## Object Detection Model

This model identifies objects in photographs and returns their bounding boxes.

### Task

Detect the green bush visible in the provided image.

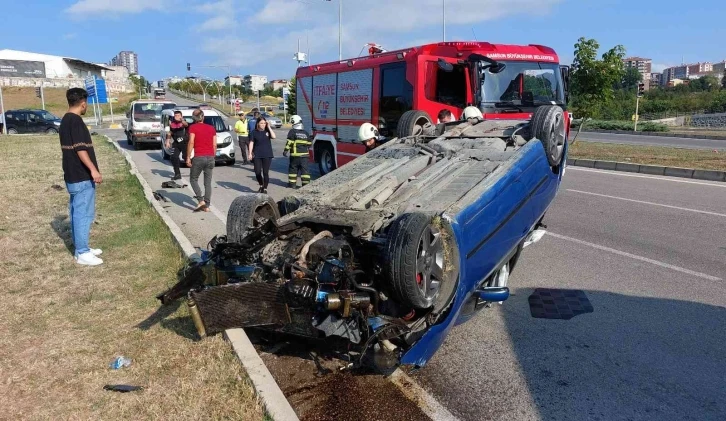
[571,119,669,132]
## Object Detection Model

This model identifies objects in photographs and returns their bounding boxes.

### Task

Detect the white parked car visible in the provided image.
[159,106,236,166]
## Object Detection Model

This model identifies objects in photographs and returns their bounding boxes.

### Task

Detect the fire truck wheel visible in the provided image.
[227,193,280,243]
[531,105,566,167]
[317,142,337,175]
[397,110,433,138]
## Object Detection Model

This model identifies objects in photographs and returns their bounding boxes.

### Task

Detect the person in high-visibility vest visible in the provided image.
[283,115,312,188]
[234,111,249,164]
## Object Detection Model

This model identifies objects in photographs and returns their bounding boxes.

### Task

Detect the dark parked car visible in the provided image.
[3,109,61,134]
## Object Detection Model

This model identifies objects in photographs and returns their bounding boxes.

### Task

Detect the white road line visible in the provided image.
[566,189,726,218]
[389,370,462,421]
[567,167,726,188]
[547,232,722,282]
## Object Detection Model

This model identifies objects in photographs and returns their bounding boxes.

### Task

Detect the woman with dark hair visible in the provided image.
[248,116,276,193]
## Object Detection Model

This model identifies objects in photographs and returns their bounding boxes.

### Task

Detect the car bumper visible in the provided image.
[133,132,162,143]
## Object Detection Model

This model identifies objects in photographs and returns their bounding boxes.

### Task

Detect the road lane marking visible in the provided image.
[567,167,726,188]
[547,232,722,282]
[389,370,462,421]
[566,189,726,218]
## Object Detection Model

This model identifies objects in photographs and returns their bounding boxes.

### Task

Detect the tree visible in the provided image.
[722,74,726,90]
[620,66,642,91]
[570,37,626,142]
[286,76,297,115]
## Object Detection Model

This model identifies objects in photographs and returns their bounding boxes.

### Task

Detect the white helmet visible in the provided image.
[462,106,483,120]
[290,115,302,125]
[358,122,379,142]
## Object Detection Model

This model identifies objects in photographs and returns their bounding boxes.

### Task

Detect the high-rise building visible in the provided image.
[110,51,138,75]
[623,57,652,75]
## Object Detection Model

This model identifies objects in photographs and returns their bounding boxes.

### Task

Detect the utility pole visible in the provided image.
[634,82,644,132]
[0,84,6,135]
[442,0,446,41]
[325,0,342,60]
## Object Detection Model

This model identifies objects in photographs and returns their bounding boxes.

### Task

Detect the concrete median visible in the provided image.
[568,158,725,182]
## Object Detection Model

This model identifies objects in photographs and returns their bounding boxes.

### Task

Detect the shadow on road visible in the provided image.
[155,190,197,210]
[217,181,254,193]
[151,168,176,178]
[500,289,726,421]
[145,151,166,165]
[50,214,74,256]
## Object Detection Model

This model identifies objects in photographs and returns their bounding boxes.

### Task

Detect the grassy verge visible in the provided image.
[569,141,726,171]
[2,87,137,117]
[0,136,264,420]
[667,127,726,137]
[572,119,669,132]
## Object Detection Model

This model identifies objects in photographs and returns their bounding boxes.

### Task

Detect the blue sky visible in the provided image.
[2,0,724,82]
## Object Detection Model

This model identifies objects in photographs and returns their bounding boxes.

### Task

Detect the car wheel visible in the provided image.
[317,143,336,175]
[397,110,433,138]
[126,131,132,145]
[132,137,140,150]
[386,213,457,310]
[227,159,235,166]
[227,193,280,243]
[7,128,18,135]
[531,105,566,167]
[46,128,58,134]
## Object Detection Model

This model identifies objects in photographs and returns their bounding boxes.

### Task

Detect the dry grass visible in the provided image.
[1,87,137,117]
[0,136,265,420]
[668,127,726,137]
[570,141,726,171]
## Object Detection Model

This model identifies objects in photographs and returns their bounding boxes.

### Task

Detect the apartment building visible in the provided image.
[224,75,243,86]
[110,51,138,75]
[243,74,268,92]
[265,79,289,91]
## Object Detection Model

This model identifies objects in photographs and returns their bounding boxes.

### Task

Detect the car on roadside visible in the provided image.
[158,104,568,371]
[124,99,177,150]
[3,109,61,134]
[159,107,236,166]
[245,111,283,128]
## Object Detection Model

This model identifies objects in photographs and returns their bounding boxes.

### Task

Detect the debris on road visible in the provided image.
[109,356,132,370]
[103,384,144,393]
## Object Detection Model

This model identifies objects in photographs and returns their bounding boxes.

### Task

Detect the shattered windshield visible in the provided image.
[480,61,564,106]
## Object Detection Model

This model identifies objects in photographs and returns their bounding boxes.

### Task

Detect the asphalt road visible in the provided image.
[577,130,726,150]
[107,92,726,420]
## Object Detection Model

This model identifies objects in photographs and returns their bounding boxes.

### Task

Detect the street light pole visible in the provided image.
[442,0,446,41]
[325,0,342,60]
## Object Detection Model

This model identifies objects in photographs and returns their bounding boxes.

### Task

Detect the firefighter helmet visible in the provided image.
[358,122,379,141]
[462,106,483,120]
[290,115,303,125]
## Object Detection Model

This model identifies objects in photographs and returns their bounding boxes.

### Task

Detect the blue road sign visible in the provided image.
[84,75,108,104]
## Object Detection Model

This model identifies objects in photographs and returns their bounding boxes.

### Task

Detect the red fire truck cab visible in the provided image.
[295,41,571,175]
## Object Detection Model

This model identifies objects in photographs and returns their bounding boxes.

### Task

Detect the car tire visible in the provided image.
[7,128,18,135]
[385,213,455,310]
[396,110,433,138]
[46,128,58,134]
[317,142,336,176]
[227,193,280,243]
[126,131,132,145]
[531,105,566,167]
[227,159,235,166]
[132,137,140,150]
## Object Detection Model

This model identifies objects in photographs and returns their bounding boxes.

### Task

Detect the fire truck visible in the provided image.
[295,41,571,175]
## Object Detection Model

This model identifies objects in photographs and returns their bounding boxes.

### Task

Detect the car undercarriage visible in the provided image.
[157,106,567,371]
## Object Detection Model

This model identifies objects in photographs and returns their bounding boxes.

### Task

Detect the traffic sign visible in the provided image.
[84,75,108,104]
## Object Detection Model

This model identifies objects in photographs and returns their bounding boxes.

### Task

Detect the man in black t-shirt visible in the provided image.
[165,110,189,180]
[59,88,104,266]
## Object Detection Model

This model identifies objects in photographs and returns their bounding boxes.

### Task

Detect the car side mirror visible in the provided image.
[437,58,454,72]
[228,125,232,131]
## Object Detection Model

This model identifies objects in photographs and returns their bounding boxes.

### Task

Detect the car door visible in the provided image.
[14,112,29,133]
[26,112,43,133]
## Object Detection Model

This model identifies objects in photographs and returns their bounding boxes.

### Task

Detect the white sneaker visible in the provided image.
[76,252,103,266]
[90,248,103,256]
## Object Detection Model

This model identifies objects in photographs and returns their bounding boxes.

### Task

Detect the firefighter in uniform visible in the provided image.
[283,115,312,188]
[358,122,385,151]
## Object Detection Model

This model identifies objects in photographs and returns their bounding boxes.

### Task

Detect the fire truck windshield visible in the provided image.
[479,61,564,106]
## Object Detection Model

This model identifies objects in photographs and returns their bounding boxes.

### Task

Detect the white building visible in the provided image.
[111,51,138,75]
[265,79,289,91]
[225,75,243,86]
[0,49,110,80]
[244,74,268,92]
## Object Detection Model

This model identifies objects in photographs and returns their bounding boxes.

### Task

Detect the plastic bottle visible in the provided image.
[109,356,132,370]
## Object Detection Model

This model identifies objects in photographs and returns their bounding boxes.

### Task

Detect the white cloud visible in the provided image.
[195,15,236,32]
[253,0,309,23]
[66,0,171,15]
[651,63,672,73]
[63,33,78,40]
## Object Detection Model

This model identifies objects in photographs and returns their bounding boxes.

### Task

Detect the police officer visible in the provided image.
[234,111,249,164]
[283,115,312,188]
[165,110,189,180]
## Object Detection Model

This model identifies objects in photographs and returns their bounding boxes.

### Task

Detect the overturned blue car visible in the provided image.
[158,105,568,370]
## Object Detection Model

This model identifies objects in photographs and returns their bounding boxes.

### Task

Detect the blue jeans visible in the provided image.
[66,180,96,257]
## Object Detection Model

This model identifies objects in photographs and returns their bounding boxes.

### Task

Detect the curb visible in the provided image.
[103,135,300,421]
[581,129,726,141]
[567,158,726,182]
